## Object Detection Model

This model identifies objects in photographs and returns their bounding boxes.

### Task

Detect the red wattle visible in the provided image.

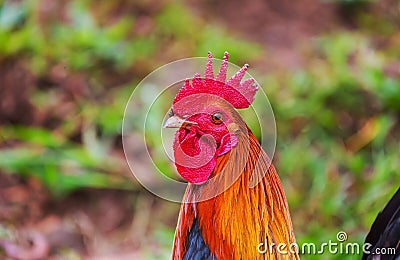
[173,129,217,184]
[173,129,238,184]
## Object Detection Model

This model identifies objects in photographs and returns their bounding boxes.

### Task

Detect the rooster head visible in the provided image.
[164,52,258,184]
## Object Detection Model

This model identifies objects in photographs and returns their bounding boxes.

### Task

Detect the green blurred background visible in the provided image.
[0,0,399,259]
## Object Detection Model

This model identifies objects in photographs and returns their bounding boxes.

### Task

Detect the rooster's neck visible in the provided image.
[172,130,298,260]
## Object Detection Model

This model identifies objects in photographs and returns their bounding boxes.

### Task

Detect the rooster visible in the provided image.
[163,52,299,259]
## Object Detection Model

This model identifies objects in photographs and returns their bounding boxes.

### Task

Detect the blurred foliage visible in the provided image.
[268,30,400,260]
[0,0,260,197]
[0,0,399,259]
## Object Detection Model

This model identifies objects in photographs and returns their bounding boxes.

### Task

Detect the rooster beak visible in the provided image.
[163,116,197,129]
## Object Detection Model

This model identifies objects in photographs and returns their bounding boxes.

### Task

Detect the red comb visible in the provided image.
[173,52,258,109]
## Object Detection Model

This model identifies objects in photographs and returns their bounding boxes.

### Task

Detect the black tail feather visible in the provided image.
[363,187,400,260]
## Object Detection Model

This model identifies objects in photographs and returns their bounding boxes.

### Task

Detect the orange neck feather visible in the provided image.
[172,129,299,259]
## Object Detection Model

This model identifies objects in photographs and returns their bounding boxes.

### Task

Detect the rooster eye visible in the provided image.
[211,112,223,124]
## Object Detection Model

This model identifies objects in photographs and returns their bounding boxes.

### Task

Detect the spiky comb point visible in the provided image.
[173,52,258,109]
